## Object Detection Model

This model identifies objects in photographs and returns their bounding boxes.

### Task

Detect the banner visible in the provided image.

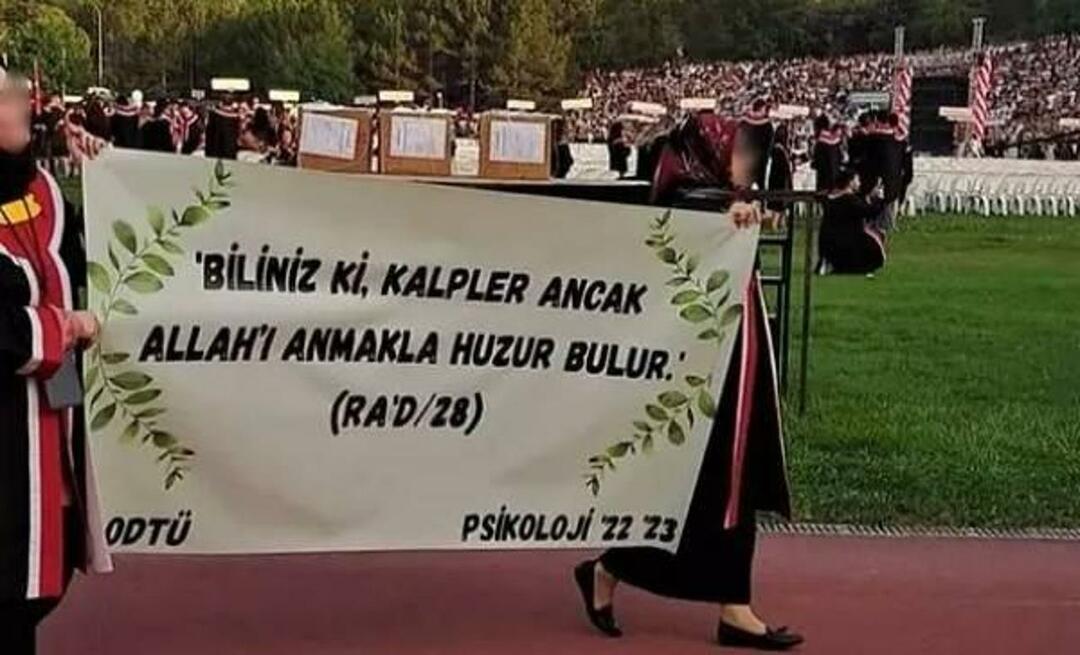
[82,151,758,554]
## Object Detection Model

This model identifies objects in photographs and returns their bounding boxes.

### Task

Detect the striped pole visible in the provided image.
[969,52,993,150]
[892,59,912,141]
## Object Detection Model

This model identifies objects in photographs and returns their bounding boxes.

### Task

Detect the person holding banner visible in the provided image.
[0,67,111,655]
[575,112,803,651]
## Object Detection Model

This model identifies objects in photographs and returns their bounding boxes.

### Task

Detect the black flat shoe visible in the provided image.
[573,560,623,638]
[717,622,804,651]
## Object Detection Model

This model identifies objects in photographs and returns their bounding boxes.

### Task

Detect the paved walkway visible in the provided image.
[42,535,1080,654]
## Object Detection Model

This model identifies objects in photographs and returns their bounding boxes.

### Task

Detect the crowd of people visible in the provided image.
[31,92,301,172]
[578,34,1080,154]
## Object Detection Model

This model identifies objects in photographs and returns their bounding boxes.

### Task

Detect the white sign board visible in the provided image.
[679,98,717,111]
[379,90,415,104]
[82,151,758,555]
[299,112,359,161]
[490,120,547,164]
[211,78,251,92]
[561,98,594,111]
[388,115,447,160]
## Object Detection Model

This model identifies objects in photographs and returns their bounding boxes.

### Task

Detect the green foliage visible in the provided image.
[199,0,354,102]
[0,2,92,91]
[86,161,235,490]
[489,0,572,101]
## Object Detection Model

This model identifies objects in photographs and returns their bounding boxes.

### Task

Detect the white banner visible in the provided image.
[82,151,758,554]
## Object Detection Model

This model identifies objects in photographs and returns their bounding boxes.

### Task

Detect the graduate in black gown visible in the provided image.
[139,100,176,153]
[811,115,843,193]
[574,112,802,651]
[816,168,886,276]
[109,96,141,149]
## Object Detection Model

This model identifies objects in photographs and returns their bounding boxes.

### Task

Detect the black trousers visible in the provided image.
[1,509,78,655]
[1,598,61,655]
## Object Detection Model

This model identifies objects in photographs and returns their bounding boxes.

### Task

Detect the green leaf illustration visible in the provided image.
[587,210,746,495]
[91,403,117,431]
[101,352,130,365]
[125,389,162,405]
[707,270,730,293]
[142,253,175,277]
[671,290,702,305]
[151,431,178,449]
[667,420,686,445]
[85,365,100,392]
[120,422,139,444]
[113,220,138,254]
[147,207,166,236]
[107,245,121,271]
[92,161,236,492]
[680,304,712,323]
[181,205,211,226]
[658,390,689,408]
[607,442,631,457]
[87,262,112,294]
[720,304,744,327]
[111,371,153,391]
[697,391,718,418]
[159,240,184,255]
[645,404,668,421]
[111,299,138,315]
[124,271,164,294]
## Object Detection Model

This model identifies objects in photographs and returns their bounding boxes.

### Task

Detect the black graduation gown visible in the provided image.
[206,107,241,160]
[818,194,886,275]
[140,119,175,153]
[812,134,843,192]
[741,116,774,192]
[552,143,574,178]
[601,271,790,604]
[110,109,141,149]
[608,141,630,177]
[880,131,905,204]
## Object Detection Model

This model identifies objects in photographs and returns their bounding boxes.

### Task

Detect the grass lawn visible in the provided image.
[60,173,1079,528]
[787,215,1080,528]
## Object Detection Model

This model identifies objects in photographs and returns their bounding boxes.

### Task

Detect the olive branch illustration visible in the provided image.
[585,209,743,496]
[84,160,235,490]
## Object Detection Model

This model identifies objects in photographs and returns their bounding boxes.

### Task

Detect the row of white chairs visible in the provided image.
[902,173,1080,216]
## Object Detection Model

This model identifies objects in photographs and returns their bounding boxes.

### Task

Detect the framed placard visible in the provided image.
[379,111,454,177]
[297,109,374,175]
[479,112,553,180]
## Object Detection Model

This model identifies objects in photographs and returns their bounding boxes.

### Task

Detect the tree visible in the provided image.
[489,0,573,102]
[200,0,354,101]
[1,2,92,93]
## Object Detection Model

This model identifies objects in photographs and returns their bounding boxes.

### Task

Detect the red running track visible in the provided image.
[42,535,1080,655]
